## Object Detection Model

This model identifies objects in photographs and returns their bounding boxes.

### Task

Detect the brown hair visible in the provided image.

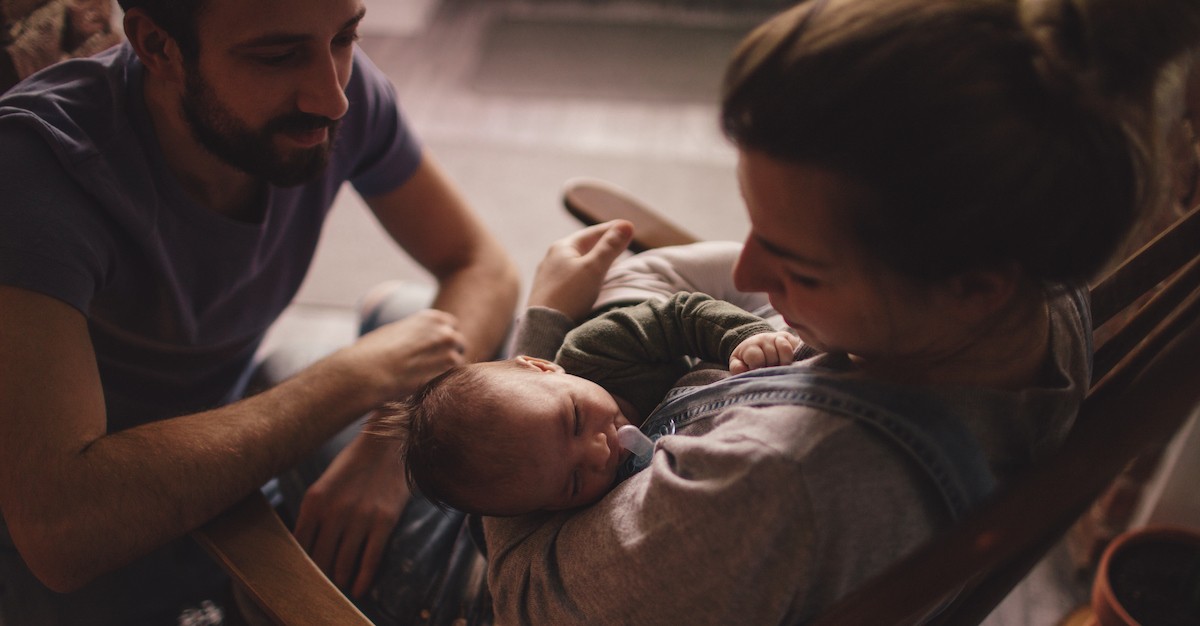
[369,361,532,515]
[722,0,1200,283]
[118,0,206,60]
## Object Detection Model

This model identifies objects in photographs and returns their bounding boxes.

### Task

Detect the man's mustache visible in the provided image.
[267,112,339,135]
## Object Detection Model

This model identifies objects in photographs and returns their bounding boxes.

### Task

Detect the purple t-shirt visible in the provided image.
[0,43,422,431]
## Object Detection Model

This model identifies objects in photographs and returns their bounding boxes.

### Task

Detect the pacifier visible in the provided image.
[616,425,654,466]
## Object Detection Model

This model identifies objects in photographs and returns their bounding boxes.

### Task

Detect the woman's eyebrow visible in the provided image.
[754,233,832,269]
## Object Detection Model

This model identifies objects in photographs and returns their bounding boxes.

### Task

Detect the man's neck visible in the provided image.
[141,76,264,222]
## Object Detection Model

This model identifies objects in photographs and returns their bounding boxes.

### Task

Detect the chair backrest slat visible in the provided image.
[1090,204,1200,328]
[1093,251,1200,381]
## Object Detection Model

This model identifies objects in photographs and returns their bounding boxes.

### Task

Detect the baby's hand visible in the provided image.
[729,331,801,374]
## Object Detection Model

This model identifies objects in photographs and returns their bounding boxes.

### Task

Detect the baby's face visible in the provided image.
[473,357,633,515]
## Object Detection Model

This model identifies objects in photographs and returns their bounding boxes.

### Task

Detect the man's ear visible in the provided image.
[942,264,1021,322]
[122,8,185,83]
[514,355,565,374]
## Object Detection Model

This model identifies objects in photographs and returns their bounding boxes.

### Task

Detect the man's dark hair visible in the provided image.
[117,0,206,61]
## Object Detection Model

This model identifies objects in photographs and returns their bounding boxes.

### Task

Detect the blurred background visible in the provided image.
[268,0,775,350]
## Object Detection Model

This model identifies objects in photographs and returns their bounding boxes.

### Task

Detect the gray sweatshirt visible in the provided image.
[484,284,1090,625]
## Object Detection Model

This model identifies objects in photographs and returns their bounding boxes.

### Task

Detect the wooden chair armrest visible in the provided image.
[562,178,700,252]
[190,492,373,625]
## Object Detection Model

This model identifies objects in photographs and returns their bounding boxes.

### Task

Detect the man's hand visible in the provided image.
[338,309,467,406]
[294,309,467,597]
[527,220,634,322]
[729,331,801,374]
[293,427,409,599]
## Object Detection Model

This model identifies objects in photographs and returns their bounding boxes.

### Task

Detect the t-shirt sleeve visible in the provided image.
[344,47,423,198]
[0,119,109,312]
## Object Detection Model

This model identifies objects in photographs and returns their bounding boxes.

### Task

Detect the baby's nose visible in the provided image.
[586,431,611,469]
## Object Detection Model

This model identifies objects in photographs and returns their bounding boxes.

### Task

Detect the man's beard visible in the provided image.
[180,67,340,187]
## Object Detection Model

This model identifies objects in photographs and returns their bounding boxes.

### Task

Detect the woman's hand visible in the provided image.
[527,220,634,322]
[729,330,802,374]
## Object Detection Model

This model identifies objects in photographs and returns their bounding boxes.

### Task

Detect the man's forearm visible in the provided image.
[8,348,381,592]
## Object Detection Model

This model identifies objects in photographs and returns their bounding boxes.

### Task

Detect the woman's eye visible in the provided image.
[787,271,820,288]
[573,405,581,436]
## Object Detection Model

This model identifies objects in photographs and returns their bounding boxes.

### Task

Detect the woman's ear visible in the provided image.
[943,264,1022,322]
[122,8,185,83]
[514,355,566,374]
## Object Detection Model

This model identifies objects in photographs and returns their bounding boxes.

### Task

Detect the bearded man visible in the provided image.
[0,1,519,623]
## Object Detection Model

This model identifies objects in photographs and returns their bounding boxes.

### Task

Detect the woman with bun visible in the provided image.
[483,0,1200,623]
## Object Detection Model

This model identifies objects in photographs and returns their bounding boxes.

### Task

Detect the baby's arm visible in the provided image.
[729,331,802,374]
[557,292,787,416]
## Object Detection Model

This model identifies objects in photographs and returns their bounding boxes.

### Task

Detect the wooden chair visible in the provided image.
[191,493,374,625]
[562,178,1200,626]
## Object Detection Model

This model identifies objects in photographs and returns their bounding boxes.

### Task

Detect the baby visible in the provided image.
[372,291,799,516]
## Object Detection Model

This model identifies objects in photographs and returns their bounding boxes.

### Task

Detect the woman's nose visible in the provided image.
[733,239,778,293]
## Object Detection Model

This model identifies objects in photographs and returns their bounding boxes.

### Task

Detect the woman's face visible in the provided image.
[732,150,949,364]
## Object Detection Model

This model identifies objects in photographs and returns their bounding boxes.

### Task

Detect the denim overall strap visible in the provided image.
[1066,282,1094,377]
[623,366,997,520]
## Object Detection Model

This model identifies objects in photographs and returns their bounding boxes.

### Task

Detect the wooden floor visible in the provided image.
[266,1,1093,623]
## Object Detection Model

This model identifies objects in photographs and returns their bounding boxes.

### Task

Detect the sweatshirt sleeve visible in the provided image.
[556,292,774,417]
[508,306,577,361]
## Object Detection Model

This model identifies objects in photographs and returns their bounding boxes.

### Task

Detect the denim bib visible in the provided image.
[616,365,997,520]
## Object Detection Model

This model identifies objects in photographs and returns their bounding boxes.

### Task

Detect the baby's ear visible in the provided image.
[514,355,566,374]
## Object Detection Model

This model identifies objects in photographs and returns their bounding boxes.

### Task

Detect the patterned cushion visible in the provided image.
[1,0,121,93]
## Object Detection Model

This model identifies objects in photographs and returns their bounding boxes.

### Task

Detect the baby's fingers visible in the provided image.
[733,344,768,372]
[775,333,802,363]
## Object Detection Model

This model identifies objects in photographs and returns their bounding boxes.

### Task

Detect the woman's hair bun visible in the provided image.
[1021,0,1200,104]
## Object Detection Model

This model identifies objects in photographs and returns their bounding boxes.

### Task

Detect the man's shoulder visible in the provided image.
[1,43,130,110]
[0,44,135,162]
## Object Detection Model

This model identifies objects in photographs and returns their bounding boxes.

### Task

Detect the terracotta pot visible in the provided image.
[1091,525,1200,626]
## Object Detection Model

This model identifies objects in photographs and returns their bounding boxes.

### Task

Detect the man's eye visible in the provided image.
[571,471,581,497]
[256,51,299,67]
[334,30,361,47]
